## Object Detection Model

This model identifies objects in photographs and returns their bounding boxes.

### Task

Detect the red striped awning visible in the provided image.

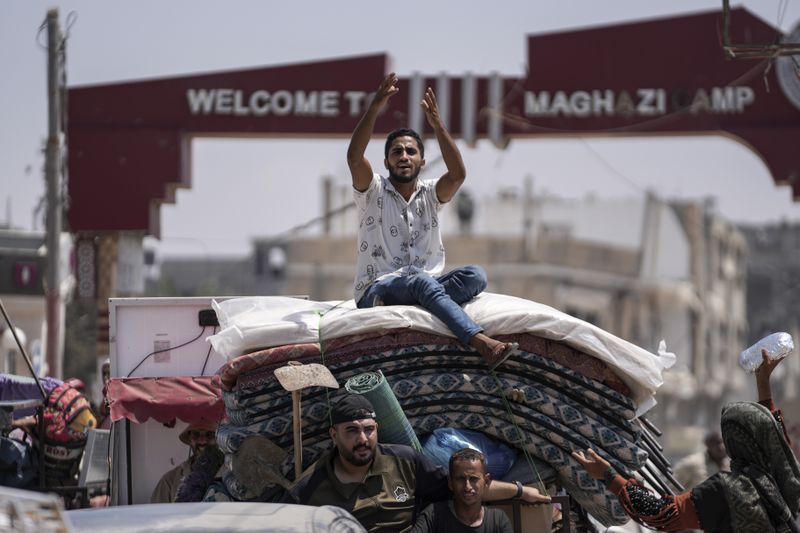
[107,376,224,424]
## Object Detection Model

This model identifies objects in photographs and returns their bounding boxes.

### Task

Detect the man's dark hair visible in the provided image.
[449,447,487,475]
[384,128,424,159]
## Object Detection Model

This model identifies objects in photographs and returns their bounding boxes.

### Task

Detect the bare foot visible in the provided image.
[469,333,502,358]
[469,334,517,369]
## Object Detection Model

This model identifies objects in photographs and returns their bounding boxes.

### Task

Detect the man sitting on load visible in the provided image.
[347,73,517,370]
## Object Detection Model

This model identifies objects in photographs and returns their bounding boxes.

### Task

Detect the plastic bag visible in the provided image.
[421,428,517,479]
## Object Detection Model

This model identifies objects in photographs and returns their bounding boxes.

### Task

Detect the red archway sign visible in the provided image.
[68,8,800,236]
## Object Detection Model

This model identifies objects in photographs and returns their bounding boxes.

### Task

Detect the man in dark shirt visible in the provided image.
[286,395,549,532]
[412,448,513,533]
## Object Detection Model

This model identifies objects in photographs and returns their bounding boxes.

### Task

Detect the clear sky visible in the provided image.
[2,1,799,257]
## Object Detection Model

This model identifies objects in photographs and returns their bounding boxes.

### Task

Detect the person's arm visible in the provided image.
[411,449,548,505]
[756,348,781,403]
[754,348,792,443]
[422,88,466,204]
[10,415,37,430]
[483,479,551,504]
[572,448,701,532]
[347,73,398,192]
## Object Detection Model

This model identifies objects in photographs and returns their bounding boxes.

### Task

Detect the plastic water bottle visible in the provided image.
[739,332,795,373]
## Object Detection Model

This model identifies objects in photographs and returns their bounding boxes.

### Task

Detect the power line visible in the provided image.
[578,138,647,195]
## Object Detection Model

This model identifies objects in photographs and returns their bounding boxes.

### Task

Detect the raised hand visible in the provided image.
[421,87,443,129]
[572,448,612,480]
[372,73,399,111]
[348,73,400,190]
[756,348,784,402]
[756,348,782,382]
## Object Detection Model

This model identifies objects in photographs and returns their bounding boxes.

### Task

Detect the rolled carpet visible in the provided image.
[344,371,422,452]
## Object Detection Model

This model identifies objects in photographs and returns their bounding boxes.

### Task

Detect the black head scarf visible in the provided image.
[719,401,800,533]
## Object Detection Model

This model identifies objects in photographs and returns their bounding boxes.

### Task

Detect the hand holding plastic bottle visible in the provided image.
[755,347,782,379]
[739,332,794,373]
[756,348,784,403]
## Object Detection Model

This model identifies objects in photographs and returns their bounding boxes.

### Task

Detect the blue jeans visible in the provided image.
[357,265,487,344]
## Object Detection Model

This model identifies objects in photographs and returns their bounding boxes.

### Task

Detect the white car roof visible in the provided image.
[66,502,365,533]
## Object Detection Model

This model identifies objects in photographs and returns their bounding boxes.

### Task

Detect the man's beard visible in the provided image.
[340,443,375,467]
[389,167,420,184]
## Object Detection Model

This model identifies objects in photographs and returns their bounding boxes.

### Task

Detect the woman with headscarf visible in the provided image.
[573,350,800,532]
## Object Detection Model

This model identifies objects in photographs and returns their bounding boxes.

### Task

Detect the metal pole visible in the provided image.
[126,419,133,505]
[44,8,63,379]
[322,176,332,235]
[522,174,534,261]
[292,390,302,477]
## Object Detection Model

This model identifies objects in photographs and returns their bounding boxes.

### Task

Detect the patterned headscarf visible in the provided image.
[719,401,800,533]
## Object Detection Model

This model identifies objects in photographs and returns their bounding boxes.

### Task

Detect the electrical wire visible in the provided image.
[483,65,646,195]
[777,0,789,36]
[578,138,647,195]
[64,11,78,37]
[36,18,48,50]
[200,326,217,376]
[271,202,356,243]
[126,327,207,377]
[263,156,447,246]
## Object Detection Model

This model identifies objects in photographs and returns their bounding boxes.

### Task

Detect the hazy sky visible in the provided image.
[2,1,800,257]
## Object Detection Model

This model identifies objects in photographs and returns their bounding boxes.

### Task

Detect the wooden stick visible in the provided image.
[292,390,302,478]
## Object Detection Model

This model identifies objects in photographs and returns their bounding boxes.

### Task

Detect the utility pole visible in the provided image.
[522,174,535,261]
[322,176,333,235]
[44,8,63,378]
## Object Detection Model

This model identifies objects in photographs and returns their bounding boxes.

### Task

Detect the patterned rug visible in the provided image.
[213,331,667,526]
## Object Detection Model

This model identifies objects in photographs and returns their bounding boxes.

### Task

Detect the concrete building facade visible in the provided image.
[0,230,49,376]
